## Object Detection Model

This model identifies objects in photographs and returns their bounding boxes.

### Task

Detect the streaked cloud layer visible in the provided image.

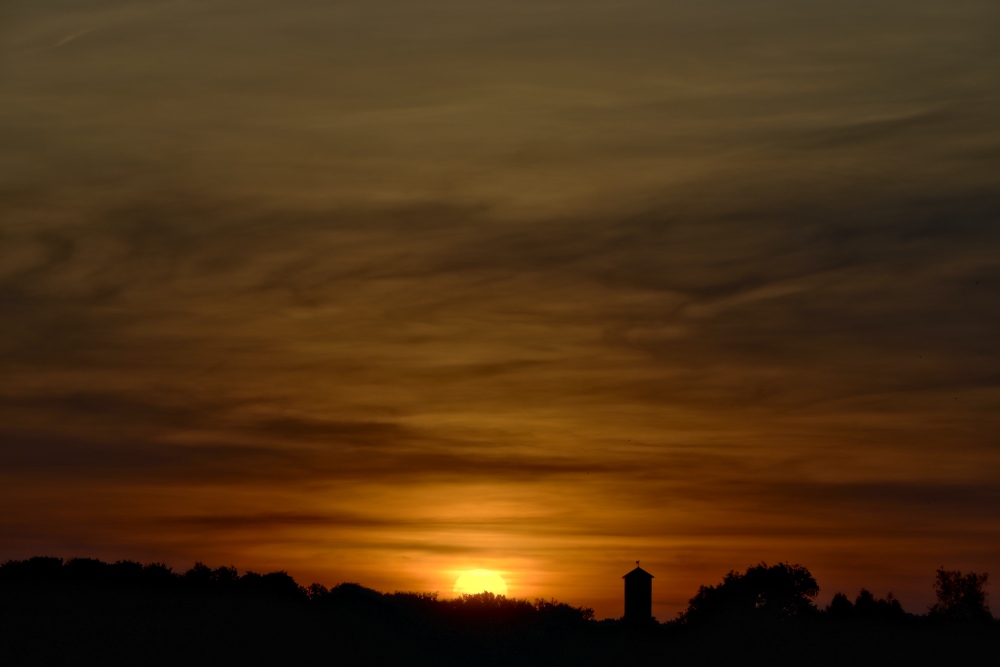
[2,0,999,618]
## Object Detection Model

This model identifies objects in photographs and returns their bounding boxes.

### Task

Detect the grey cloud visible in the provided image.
[0,420,638,487]
[0,392,215,427]
[160,511,577,534]
[793,108,958,151]
[3,180,1000,439]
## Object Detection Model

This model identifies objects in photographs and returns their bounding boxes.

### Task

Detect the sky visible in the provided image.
[2,0,999,620]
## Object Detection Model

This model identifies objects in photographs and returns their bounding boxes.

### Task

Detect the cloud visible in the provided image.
[3,183,1000,468]
[53,28,94,49]
[161,512,402,530]
[0,387,643,486]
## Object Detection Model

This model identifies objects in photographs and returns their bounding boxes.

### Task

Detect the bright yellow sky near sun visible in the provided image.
[453,570,509,597]
[1,0,999,622]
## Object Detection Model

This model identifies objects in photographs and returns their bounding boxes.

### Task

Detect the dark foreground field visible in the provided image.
[1,560,997,666]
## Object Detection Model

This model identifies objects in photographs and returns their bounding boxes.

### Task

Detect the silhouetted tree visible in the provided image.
[64,557,110,583]
[325,581,384,605]
[534,598,596,627]
[826,592,854,618]
[445,591,536,627]
[140,562,175,586]
[318,582,394,620]
[881,592,904,617]
[306,582,329,599]
[854,588,876,616]
[110,560,145,584]
[261,571,307,599]
[211,565,240,587]
[0,556,63,581]
[930,569,991,622]
[681,562,819,624]
[184,562,214,588]
[852,588,905,619]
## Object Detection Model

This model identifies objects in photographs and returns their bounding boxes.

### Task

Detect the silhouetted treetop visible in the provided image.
[855,589,905,619]
[826,592,854,618]
[826,589,906,619]
[0,557,307,601]
[930,569,991,623]
[0,556,64,580]
[681,562,819,624]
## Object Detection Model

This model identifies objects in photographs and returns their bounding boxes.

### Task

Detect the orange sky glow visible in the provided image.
[2,0,999,621]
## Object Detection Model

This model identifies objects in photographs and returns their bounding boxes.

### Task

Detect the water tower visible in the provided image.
[622,561,653,625]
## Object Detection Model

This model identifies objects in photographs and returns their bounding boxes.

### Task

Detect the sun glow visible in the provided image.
[453,570,508,596]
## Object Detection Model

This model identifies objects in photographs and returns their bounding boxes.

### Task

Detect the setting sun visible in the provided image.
[453,570,509,597]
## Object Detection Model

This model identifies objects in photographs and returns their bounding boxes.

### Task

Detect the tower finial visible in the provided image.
[636,560,639,567]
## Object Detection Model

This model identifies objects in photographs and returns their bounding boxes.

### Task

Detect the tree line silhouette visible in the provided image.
[677,561,991,625]
[0,556,994,666]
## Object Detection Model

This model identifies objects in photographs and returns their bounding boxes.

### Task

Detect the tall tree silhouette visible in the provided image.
[930,569,991,622]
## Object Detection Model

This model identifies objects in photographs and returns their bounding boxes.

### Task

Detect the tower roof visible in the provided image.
[622,566,654,579]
